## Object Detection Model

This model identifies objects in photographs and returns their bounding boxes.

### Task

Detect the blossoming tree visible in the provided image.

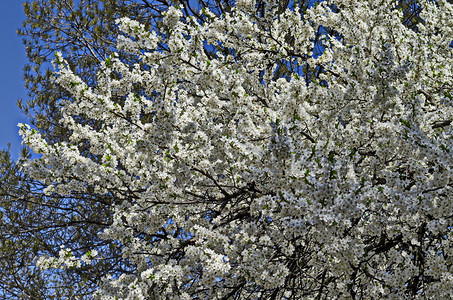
[20,0,452,298]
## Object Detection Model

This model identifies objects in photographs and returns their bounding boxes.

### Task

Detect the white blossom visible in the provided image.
[21,0,452,298]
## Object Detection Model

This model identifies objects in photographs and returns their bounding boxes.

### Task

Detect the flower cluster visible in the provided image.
[21,0,452,298]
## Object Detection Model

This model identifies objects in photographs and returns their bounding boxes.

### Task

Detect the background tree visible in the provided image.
[0,149,122,299]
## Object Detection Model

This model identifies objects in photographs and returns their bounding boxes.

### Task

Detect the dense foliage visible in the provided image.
[13,0,453,298]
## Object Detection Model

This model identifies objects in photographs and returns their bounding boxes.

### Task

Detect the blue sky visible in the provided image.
[0,1,28,161]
